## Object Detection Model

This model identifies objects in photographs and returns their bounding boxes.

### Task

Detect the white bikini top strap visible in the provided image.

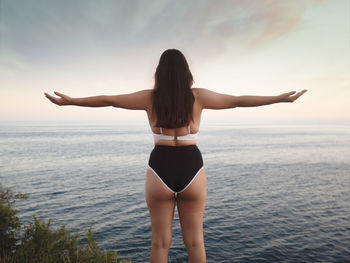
[159,127,163,134]
[188,125,191,134]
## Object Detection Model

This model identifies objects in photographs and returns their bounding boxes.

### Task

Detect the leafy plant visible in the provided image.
[0,183,131,263]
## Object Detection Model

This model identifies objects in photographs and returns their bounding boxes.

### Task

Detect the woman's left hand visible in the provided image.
[44,91,72,106]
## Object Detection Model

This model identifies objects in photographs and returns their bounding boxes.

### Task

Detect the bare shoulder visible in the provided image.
[143,88,153,103]
[137,89,153,96]
[191,87,203,93]
[191,87,212,97]
[191,87,206,98]
[108,89,153,110]
[191,87,214,104]
[143,89,153,93]
[191,87,237,110]
[135,89,153,109]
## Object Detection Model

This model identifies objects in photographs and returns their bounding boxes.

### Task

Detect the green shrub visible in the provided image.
[0,184,131,263]
[0,184,26,257]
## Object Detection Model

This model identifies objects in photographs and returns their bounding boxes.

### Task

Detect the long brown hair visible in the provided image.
[152,49,194,128]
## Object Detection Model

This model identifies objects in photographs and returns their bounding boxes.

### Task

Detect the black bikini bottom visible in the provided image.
[148,145,203,196]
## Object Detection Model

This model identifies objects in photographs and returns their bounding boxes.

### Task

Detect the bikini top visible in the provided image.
[152,125,198,141]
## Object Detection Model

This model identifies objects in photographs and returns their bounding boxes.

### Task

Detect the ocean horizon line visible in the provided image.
[1,117,350,126]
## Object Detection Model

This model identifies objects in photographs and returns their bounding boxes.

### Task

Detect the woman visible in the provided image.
[45,49,307,262]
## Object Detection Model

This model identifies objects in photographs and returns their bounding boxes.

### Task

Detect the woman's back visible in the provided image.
[147,88,202,146]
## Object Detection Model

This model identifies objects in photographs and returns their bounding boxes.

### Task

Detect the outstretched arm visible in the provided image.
[44,90,151,110]
[196,88,307,109]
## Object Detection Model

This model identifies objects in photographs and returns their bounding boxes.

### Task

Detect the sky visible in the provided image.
[0,0,349,123]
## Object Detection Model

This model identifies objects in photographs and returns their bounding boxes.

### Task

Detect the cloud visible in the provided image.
[0,0,329,67]
[172,0,329,56]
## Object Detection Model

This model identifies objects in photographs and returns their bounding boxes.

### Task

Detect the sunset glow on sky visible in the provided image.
[0,0,349,123]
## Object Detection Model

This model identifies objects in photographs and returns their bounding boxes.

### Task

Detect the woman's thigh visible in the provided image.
[177,168,207,244]
[145,168,176,243]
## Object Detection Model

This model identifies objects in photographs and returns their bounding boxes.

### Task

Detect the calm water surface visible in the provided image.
[1,120,349,262]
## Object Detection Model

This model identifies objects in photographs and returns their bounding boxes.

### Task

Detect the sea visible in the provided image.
[0,120,349,263]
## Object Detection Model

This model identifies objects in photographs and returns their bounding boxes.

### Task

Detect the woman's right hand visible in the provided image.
[44,91,72,106]
[279,89,307,103]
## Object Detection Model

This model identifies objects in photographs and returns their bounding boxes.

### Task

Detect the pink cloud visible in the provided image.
[181,0,329,56]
